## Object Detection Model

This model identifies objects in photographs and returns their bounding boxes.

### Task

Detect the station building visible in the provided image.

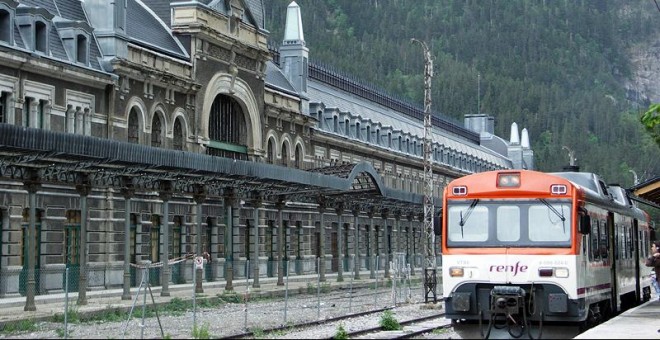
[0,0,532,308]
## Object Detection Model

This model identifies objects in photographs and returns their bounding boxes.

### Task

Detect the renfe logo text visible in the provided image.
[489,262,528,276]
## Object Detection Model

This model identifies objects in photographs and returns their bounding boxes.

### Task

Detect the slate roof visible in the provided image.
[128,0,188,60]
[264,61,297,96]
[244,0,265,31]
[206,0,265,31]
[19,0,56,13]
[12,23,25,49]
[54,0,86,22]
[141,0,172,28]
[308,80,511,168]
[15,0,105,71]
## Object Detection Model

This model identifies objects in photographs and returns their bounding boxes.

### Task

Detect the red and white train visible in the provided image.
[440,169,653,337]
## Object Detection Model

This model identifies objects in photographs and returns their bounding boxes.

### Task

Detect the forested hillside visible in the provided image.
[264,0,660,188]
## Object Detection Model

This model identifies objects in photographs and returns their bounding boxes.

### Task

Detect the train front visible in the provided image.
[441,171,588,336]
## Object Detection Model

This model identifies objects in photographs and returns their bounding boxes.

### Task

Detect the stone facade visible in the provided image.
[0,0,531,301]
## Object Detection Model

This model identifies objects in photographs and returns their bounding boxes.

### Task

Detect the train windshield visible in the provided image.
[446,198,572,248]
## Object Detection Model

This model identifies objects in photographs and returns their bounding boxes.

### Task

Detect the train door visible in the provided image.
[607,212,617,313]
[632,219,641,302]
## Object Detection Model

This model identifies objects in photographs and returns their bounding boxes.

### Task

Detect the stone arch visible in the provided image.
[281,133,293,167]
[150,102,169,136]
[201,73,262,155]
[171,107,189,151]
[266,135,277,164]
[125,96,148,132]
[294,138,305,169]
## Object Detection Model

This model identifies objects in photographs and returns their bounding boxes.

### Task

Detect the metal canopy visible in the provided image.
[0,124,429,214]
[630,176,660,210]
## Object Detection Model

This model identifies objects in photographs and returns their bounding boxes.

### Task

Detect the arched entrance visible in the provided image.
[207,94,248,160]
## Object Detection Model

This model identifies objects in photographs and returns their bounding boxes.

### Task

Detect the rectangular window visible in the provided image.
[23,97,30,127]
[0,92,7,123]
[150,216,161,263]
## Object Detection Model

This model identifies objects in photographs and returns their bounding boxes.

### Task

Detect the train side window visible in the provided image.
[629,227,634,259]
[615,225,621,260]
[590,222,600,261]
[599,221,609,259]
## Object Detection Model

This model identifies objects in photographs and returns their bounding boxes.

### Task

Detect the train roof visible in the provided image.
[551,171,649,222]
[550,172,606,196]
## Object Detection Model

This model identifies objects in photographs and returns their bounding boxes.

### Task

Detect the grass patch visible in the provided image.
[51,306,80,323]
[86,308,126,323]
[218,292,241,304]
[379,310,402,331]
[306,282,331,294]
[192,322,211,339]
[334,323,349,339]
[0,319,37,334]
[251,327,265,338]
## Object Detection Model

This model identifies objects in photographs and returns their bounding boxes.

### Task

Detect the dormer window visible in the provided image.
[230,15,239,34]
[0,9,12,44]
[16,6,54,54]
[34,20,47,52]
[54,20,92,65]
[76,34,87,64]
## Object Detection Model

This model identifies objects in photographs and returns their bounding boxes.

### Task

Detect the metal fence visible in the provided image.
[0,254,441,339]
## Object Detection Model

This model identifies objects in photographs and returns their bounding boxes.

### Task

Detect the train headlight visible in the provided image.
[554,267,569,278]
[538,267,569,278]
[497,172,521,187]
[449,267,464,277]
[538,268,553,277]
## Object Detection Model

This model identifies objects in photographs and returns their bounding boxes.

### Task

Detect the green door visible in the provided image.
[129,214,138,287]
[19,219,41,297]
[148,218,161,286]
[63,221,80,292]
[204,220,214,282]
[171,218,184,284]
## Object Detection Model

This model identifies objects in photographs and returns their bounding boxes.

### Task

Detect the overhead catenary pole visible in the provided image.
[411,38,437,302]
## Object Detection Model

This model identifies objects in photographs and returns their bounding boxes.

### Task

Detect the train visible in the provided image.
[439,169,653,338]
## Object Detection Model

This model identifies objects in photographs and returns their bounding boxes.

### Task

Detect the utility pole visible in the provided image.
[411,38,437,303]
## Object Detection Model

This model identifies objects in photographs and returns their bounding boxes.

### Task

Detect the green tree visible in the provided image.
[642,104,660,148]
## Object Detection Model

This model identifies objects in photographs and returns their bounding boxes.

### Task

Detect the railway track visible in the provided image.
[338,312,449,339]
[219,305,446,339]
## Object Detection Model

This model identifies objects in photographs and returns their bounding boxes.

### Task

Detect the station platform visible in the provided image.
[574,299,660,339]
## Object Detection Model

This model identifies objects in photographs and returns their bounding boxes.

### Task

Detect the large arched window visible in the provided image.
[281,142,288,167]
[208,94,247,159]
[295,144,303,169]
[173,118,183,150]
[267,138,275,164]
[151,114,162,147]
[128,108,139,144]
